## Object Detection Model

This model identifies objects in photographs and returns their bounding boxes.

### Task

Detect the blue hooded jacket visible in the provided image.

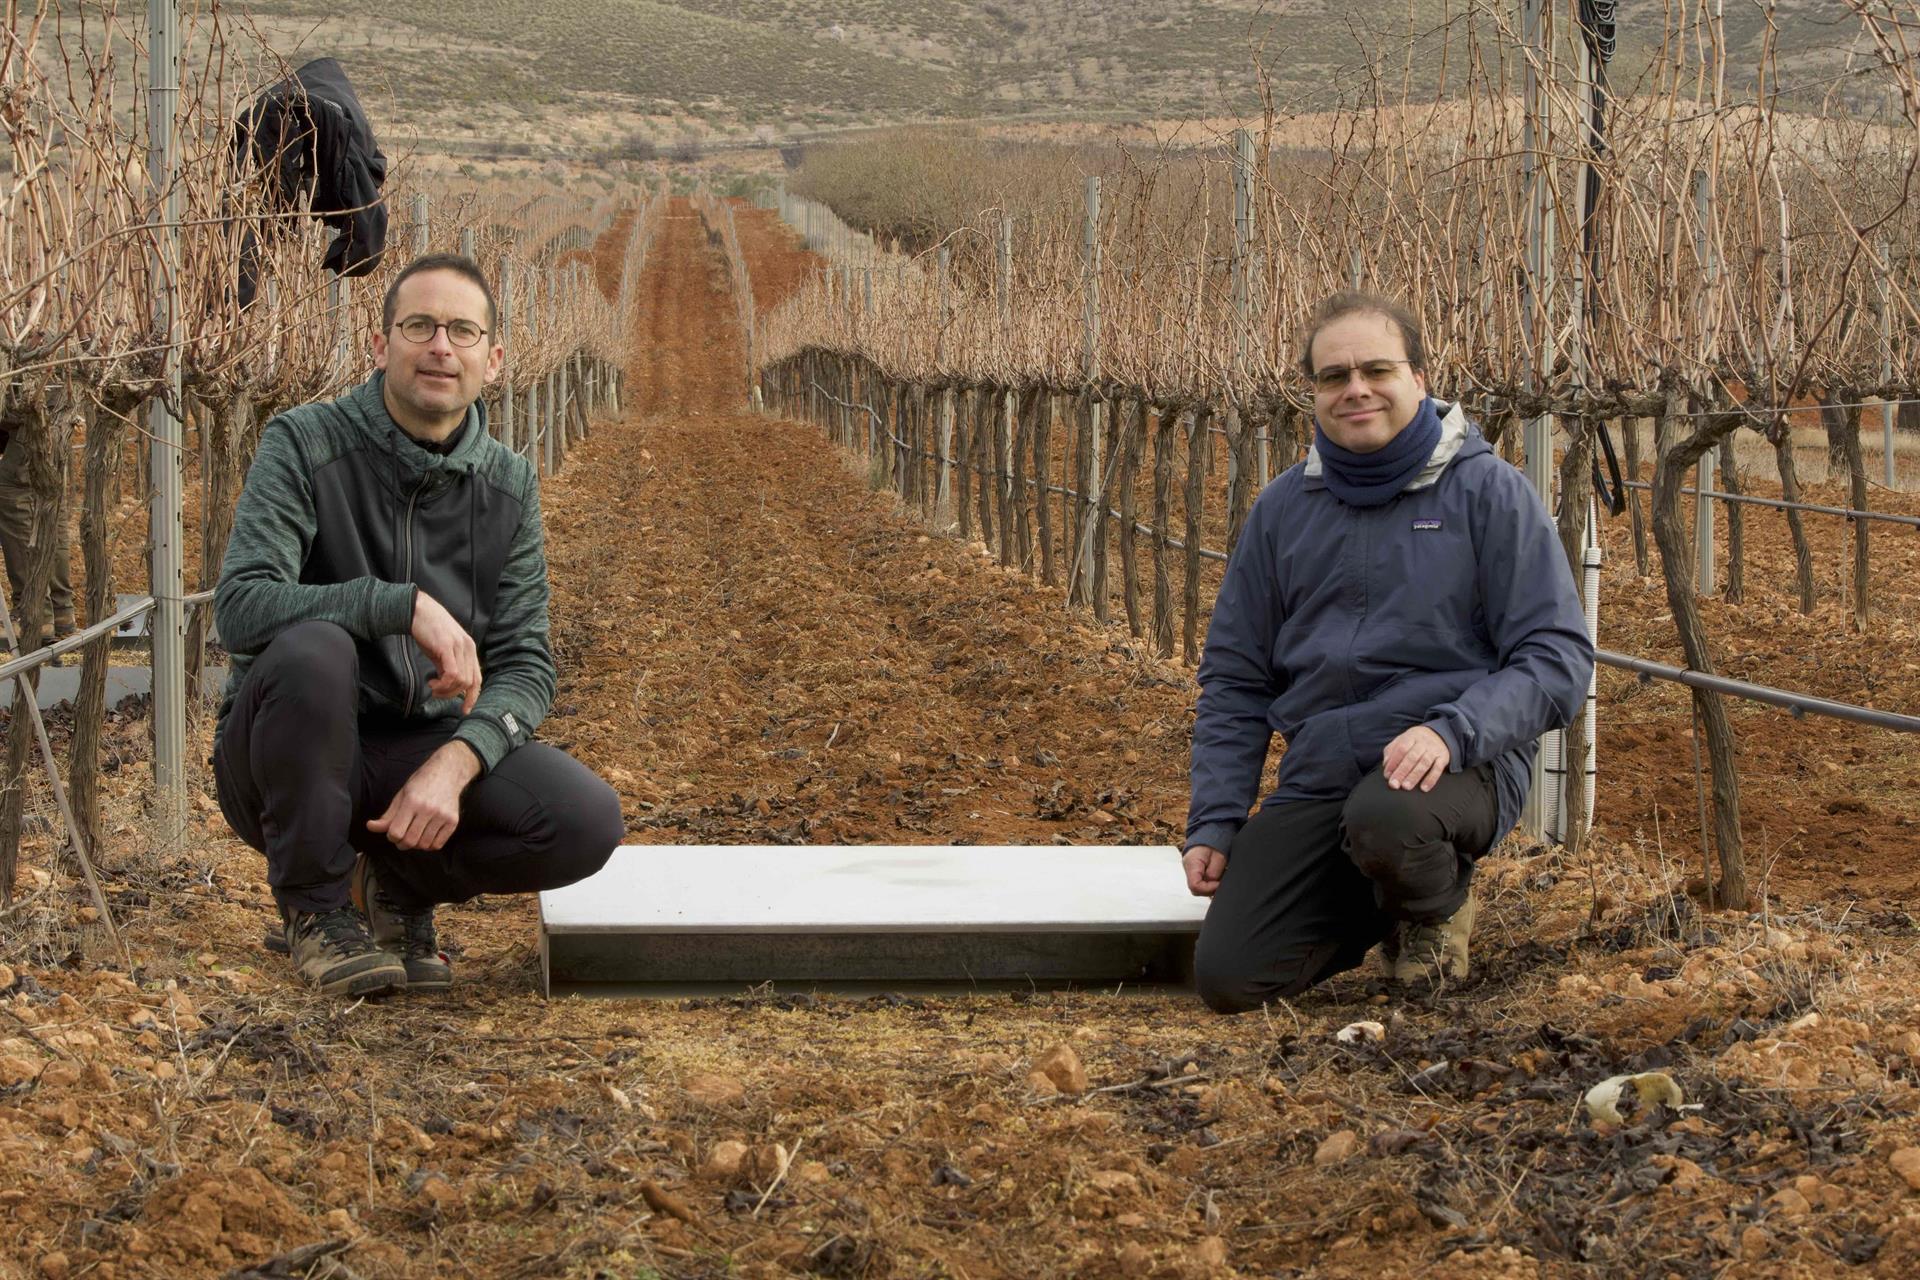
[1186,401,1594,855]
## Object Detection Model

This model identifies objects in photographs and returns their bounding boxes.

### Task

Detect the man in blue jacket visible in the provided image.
[1184,292,1592,1011]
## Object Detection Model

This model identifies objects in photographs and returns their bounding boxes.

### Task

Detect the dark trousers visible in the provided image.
[0,445,75,634]
[213,621,623,915]
[1194,764,1498,1013]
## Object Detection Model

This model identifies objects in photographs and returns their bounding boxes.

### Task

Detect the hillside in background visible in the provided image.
[222,0,1882,160]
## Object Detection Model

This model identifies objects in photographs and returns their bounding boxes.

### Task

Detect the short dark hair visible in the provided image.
[381,252,498,336]
[1299,291,1425,376]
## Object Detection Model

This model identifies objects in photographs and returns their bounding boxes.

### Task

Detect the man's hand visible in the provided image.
[1383,725,1452,792]
[412,592,482,713]
[366,742,481,851]
[1183,845,1227,897]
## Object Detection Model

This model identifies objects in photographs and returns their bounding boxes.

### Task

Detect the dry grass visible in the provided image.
[1614,418,1920,496]
[5,181,1920,1280]
[33,0,1881,154]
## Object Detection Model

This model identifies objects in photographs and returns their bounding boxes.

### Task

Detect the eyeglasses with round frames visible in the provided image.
[393,315,488,348]
[1310,359,1415,392]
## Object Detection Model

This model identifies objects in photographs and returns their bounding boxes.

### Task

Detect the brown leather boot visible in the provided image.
[1388,890,1476,984]
[282,906,406,997]
[351,854,452,991]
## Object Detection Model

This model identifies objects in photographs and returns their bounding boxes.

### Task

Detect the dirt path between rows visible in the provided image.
[3,200,1918,1280]
[544,204,1192,856]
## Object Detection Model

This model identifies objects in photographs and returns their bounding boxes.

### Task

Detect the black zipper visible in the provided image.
[400,474,430,715]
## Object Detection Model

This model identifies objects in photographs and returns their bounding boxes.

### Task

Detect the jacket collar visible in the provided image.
[1303,399,1481,494]
[345,373,491,483]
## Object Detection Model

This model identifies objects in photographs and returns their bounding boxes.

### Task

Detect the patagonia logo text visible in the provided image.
[1412,518,1443,531]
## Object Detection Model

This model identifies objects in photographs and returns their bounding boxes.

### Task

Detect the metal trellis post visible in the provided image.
[499,258,516,450]
[1232,128,1253,505]
[1072,175,1104,609]
[147,0,186,835]
[1518,0,1557,840]
[936,247,953,528]
[1882,271,1897,489]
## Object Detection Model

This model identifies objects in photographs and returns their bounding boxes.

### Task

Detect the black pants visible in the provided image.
[1193,764,1499,1014]
[213,621,623,915]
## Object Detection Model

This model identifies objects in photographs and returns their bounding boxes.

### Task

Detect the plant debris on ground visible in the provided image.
[1,202,1917,1280]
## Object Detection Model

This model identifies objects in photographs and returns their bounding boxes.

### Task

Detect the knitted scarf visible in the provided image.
[1314,396,1442,507]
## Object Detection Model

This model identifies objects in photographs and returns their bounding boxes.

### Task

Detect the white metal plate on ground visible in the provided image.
[0,665,227,715]
[107,593,219,645]
[539,845,1204,995]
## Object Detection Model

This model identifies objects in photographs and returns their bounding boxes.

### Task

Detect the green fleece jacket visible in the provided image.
[213,373,554,773]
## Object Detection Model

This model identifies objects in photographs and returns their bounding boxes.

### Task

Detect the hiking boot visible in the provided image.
[282,905,406,997]
[1386,890,1477,984]
[1378,921,1404,977]
[351,854,452,991]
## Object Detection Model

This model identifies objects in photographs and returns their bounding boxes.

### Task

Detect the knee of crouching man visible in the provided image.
[260,621,358,701]
[524,770,625,892]
[565,775,625,880]
[1195,960,1317,1015]
[1195,967,1261,1015]
[270,618,356,663]
[1340,771,1422,874]
[1193,936,1296,1015]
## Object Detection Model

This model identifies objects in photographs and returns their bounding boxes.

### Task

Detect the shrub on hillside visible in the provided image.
[790,129,1095,250]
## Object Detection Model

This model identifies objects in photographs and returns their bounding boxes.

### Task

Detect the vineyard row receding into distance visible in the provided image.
[5,2,1920,1276]
[705,0,1920,914]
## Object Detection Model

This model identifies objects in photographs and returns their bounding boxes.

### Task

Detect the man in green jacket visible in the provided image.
[213,253,622,997]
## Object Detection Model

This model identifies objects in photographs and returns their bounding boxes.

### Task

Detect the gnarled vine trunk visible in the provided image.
[1838,401,1871,631]
[1821,398,1851,475]
[187,389,253,707]
[1718,434,1744,604]
[1770,423,1815,613]
[68,385,134,864]
[1624,416,1649,576]
[0,378,73,900]
[1650,401,1750,910]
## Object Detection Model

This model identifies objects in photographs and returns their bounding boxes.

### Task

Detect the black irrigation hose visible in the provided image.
[1617,479,1920,529]
[1596,649,1920,733]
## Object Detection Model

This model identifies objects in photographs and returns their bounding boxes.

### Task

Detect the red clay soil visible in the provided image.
[1,200,1918,1280]
[1588,500,1920,911]
[545,204,1187,861]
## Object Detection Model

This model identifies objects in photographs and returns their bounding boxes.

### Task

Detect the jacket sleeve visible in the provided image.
[451,469,556,774]
[214,419,417,655]
[1423,461,1594,769]
[1186,492,1286,854]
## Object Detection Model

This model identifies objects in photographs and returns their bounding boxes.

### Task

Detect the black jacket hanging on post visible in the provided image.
[235,58,388,306]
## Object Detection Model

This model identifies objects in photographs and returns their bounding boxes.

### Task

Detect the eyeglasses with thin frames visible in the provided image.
[1310,359,1414,392]
[393,315,488,348]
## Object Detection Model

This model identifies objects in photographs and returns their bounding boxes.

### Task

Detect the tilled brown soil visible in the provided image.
[1,202,1918,1280]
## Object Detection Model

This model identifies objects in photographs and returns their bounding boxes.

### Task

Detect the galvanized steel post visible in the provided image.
[1072,175,1104,609]
[147,0,186,834]
[1519,0,1557,839]
[499,257,515,449]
